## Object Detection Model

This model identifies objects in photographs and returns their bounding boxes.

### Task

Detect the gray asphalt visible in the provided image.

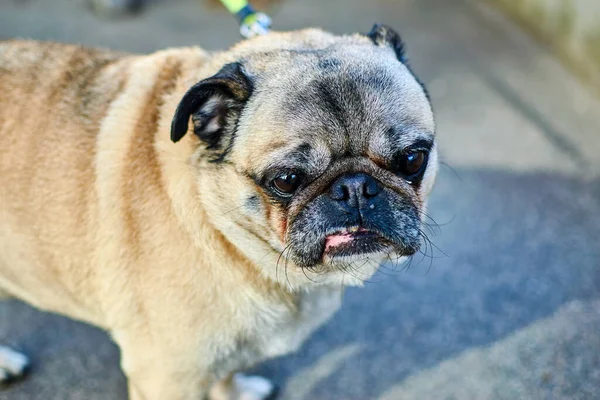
[1,0,600,399]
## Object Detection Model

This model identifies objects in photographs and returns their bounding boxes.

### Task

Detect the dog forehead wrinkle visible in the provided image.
[353,69,394,92]
[295,143,312,158]
[291,141,333,175]
[387,129,435,152]
[317,57,342,71]
[369,132,394,160]
[283,65,424,146]
[312,75,369,152]
[283,142,313,166]
[255,140,324,177]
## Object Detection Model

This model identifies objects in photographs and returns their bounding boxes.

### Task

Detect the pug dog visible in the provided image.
[0,24,437,400]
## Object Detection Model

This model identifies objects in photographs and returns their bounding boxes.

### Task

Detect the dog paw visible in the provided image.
[233,374,277,400]
[210,373,277,400]
[0,346,29,383]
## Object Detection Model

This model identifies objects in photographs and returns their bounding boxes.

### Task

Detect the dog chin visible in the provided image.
[314,255,385,287]
[312,249,389,287]
[322,248,391,265]
[314,244,414,287]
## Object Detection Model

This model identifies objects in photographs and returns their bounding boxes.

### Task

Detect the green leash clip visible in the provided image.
[220,0,272,38]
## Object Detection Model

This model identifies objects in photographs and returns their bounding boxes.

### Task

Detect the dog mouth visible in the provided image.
[324,227,393,258]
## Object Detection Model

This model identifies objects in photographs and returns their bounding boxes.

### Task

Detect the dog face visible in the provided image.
[171,25,437,288]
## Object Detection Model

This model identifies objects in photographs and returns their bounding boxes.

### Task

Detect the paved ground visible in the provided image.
[1,0,600,399]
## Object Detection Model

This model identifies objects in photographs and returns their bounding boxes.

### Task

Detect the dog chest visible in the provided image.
[209,285,343,379]
[257,286,343,359]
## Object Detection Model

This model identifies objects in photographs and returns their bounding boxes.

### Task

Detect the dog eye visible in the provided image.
[396,150,428,179]
[271,172,304,196]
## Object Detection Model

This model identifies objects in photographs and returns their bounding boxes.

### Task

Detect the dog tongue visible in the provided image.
[325,232,355,250]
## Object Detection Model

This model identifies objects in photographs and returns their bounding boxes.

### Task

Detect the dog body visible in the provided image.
[0,26,436,399]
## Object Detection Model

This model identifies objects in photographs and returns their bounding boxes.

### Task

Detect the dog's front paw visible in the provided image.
[233,374,276,400]
[0,346,29,383]
[210,373,277,400]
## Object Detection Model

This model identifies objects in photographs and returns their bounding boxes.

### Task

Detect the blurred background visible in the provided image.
[1,0,599,399]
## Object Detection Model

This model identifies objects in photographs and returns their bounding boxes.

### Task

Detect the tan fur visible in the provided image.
[0,28,436,400]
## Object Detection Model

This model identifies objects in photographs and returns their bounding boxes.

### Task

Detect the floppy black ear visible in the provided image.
[366,24,406,63]
[170,62,253,146]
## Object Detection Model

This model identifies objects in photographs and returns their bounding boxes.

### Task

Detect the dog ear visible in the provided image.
[366,23,406,63]
[170,62,253,146]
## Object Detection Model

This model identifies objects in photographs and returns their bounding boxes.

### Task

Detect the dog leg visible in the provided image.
[123,358,213,400]
[116,332,215,400]
[119,334,276,400]
[209,372,277,400]
[0,289,29,383]
[123,361,213,400]
[0,346,29,382]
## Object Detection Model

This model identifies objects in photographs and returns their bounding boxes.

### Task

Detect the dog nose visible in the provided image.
[329,173,380,207]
